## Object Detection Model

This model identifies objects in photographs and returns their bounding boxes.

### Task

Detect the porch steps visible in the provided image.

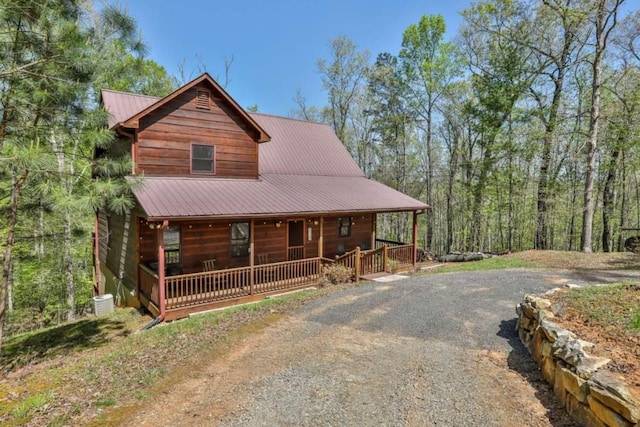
[362,273,410,282]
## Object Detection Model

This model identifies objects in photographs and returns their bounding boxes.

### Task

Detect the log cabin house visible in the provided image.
[96,73,429,321]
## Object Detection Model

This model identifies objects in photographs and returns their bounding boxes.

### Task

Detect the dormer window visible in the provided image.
[195,89,210,110]
[191,143,215,173]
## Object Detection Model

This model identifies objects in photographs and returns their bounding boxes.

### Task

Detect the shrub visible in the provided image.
[320,264,353,286]
[387,259,400,273]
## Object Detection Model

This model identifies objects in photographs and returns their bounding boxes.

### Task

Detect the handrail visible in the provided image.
[334,247,359,263]
[375,238,408,247]
[139,263,159,278]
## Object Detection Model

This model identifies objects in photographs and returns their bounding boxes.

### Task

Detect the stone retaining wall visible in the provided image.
[516,293,639,427]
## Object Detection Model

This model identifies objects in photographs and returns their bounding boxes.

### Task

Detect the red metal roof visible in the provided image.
[101,74,270,142]
[252,113,364,177]
[134,174,428,220]
[102,81,428,218]
[101,89,158,129]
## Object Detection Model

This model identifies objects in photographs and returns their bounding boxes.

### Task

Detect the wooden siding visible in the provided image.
[135,82,259,178]
[99,209,138,294]
[137,214,374,276]
[323,214,374,259]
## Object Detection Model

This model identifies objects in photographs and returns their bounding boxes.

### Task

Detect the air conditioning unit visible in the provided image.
[93,294,114,316]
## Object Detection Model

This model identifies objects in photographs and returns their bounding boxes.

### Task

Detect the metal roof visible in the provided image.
[101,74,270,142]
[101,89,158,129]
[252,113,364,177]
[101,81,429,218]
[133,174,428,220]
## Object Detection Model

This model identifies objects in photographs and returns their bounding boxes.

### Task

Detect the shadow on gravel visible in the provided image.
[497,319,579,427]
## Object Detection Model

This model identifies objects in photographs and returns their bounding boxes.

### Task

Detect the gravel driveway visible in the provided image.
[130,268,637,426]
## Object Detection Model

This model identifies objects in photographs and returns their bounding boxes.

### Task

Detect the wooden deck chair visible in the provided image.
[202,259,216,272]
[257,254,270,265]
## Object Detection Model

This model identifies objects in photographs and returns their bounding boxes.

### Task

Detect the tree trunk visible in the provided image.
[617,153,627,251]
[0,171,28,348]
[602,143,621,252]
[446,132,459,254]
[582,0,621,253]
[63,207,75,320]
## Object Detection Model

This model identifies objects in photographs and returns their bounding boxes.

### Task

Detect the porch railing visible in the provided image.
[162,257,322,310]
[334,248,358,271]
[139,264,160,308]
[287,246,305,261]
[164,266,251,310]
[387,244,414,266]
[360,246,386,276]
[375,238,407,249]
[253,257,320,293]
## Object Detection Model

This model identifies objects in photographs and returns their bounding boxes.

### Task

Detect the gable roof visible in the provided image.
[101,73,270,142]
[101,78,429,218]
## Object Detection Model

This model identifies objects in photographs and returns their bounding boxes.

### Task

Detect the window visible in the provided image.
[163,226,181,264]
[191,143,215,173]
[338,217,351,238]
[231,222,250,258]
[195,89,210,109]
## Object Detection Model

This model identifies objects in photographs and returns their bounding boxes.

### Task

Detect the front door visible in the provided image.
[288,221,305,260]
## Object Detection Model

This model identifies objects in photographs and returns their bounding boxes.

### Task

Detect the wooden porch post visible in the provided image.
[354,246,361,281]
[249,220,255,295]
[156,221,168,319]
[383,245,388,272]
[318,217,324,259]
[371,214,376,250]
[412,211,419,266]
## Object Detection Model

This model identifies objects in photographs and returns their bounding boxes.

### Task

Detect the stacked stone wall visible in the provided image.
[517,293,639,427]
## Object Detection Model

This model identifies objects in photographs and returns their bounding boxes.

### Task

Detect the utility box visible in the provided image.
[93,294,114,316]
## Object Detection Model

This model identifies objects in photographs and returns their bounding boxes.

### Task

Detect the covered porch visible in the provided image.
[137,212,422,321]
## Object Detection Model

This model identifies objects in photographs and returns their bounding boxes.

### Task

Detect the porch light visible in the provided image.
[313,220,319,226]
[275,221,282,228]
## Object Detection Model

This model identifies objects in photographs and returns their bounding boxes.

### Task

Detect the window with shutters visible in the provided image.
[191,143,215,174]
[195,89,210,110]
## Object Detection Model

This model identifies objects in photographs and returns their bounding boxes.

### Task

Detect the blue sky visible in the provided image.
[121,0,473,116]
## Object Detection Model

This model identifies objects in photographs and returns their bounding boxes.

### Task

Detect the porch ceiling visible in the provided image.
[133,174,429,220]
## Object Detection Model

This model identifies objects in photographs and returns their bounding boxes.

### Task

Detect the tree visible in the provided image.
[399,14,462,250]
[460,0,536,250]
[317,36,370,149]
[581,0,625,253]
[530,0,590,249]
[0,0,144,346]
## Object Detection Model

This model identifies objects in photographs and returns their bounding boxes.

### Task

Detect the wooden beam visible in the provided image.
[318,217,324,258]
[354,246,361,282]
[157,225,166,318]
[412,211,418,266]
[371,214,376,251]
[249,219,255,295]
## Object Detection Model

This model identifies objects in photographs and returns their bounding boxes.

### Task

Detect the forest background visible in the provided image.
[0,0,638,342]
